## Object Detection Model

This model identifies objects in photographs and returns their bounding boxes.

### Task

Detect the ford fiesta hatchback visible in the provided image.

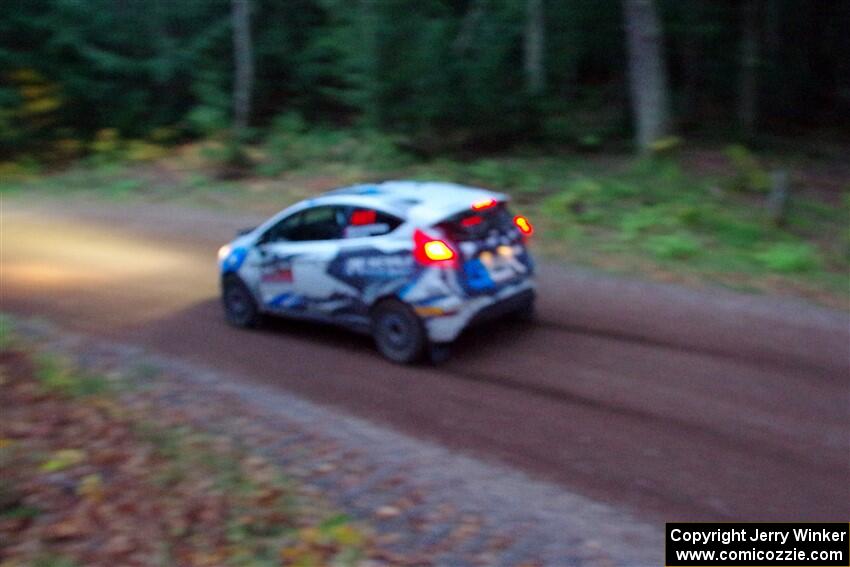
[218,181,536,363]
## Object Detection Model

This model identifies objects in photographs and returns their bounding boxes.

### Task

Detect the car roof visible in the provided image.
[321,181,509,224]
[251,181,510,239]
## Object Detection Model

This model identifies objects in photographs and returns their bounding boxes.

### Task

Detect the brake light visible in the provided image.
[461,215,483,227]
[471,198,497,211]
[413,229,457,267]
[514,215,533,236]
[424,241,454,260]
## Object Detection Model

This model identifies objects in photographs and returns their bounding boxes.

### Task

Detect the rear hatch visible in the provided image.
[435,201,534,295]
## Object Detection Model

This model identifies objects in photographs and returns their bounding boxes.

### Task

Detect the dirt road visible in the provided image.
[4,198,848,522]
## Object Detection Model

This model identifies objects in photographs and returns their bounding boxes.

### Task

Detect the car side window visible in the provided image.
[343,208,403,239]
[262,206,347,243]
[297,206,346,241]
[262,211,303,243]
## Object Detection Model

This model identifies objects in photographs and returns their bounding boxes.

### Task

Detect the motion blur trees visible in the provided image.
[231,0,254,135]
[524,0,546,96]
[0,0,847,159]
[623,0,671,151]
[737,0,761,139]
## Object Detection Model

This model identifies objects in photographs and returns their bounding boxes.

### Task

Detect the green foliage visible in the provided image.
[0,0,846,160]
[754,243,820,273]
[725,145,770,192]
[649,136,683,156]
[187,105,229,137]
[465,160,544,193]
[705,216,765,247]
[85,128,124,166]
[40,449,86,473]
[541,178,604,224]
[645,233,701,260]
[629,158,694,199]
[79,129,168,168]
[619,206,679,240]
[36,354,110,398]
[105,178,144,197]
[200,137,251,171]
[125,140,167,162]
[0,69,63,157]
[0,503,41,520]
[0,156,42,181]
[0,313,15,350]
[32,556,81,567]
[257,112,409,176]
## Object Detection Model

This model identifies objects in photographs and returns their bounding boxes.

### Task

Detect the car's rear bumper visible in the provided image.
[422,280,536,343]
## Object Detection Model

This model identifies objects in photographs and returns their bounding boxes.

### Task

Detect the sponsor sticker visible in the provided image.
[261,268,293,283]
[344,254,413,278]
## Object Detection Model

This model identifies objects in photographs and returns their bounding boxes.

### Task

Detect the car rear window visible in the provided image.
[436,202,515,242]
[342,208,403,238]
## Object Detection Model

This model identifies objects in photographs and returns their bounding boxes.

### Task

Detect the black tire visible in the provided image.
[371,300,426,364]
[511,296,536,323]
[427,342,452,365]
[222,275,262,328]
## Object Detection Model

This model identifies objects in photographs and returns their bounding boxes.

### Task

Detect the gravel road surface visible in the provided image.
[4,198,848,541]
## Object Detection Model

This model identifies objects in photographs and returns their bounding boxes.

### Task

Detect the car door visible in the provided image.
[326,207,413,309]
[255,205,354,317]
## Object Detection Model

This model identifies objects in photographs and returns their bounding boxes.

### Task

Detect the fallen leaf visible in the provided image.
[328,524,363,547]
[77,473,103,501]
[40,448,86,472]
[103,533,135,555]
[45,516,91,540]
[375,506,400,520]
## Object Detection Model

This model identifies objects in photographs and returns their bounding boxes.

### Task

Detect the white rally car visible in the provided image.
[218,181,536,363]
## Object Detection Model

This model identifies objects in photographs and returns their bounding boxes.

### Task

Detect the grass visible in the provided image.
[31,557,81,567]
[1,142,847,308]
[644,233,702,260]
[754,243,820,273]
[0,313,14,350]
[526,156,847,306]
[35,353,112,398]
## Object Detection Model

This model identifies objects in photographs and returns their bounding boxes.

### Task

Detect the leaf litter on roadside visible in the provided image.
[0,344,380,567]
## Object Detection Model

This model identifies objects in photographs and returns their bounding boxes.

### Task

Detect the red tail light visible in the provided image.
[413,229,457,268]
[514,215,533,237]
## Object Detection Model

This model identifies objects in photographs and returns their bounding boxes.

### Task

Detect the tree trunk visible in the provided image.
[524,0,545,95]
[738,0,760,139]
[623,0,672,152]
[231,0,253,135]
[680,0,703,128]
[359,0,380,126]
[454,0,486,55]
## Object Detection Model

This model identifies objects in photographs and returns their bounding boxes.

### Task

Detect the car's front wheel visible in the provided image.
[371,300,426,364]
[222,275,261,328]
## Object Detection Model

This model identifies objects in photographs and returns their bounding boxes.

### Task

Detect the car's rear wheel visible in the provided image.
[222,275,261,328]
[372,300,426,364]
[510,295,536,323]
